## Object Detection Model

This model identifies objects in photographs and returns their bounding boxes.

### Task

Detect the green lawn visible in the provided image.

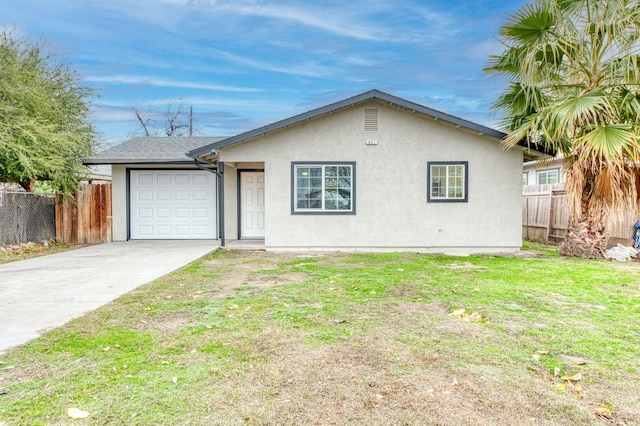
[1,246,639,425]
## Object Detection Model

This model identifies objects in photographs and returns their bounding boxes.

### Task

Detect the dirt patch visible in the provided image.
[203,333,583,426]
[134,314,192,332]
[203,251,309,300]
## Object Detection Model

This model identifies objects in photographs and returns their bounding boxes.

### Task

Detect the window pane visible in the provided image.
[294,163,353,212]
[325,189,338,209]
[537,172,547,185]
[429,163,466,201]
[296,166,322,209]
[537,170,558,185]
[309,194,322,208]
[431,166,446,197]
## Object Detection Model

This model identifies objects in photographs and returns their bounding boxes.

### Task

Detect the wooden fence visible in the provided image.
[56,183,112,244]
[523,183,637,245]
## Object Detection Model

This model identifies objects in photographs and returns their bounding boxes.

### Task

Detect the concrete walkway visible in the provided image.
[0,240,219,354]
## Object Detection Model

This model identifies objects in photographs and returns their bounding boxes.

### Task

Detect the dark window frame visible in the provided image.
[427,161,468,203]
[291,161,356,215]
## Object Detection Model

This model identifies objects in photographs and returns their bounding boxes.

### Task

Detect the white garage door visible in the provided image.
[130,170,216,239]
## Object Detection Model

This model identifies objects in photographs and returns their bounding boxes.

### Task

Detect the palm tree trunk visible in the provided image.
[559,191,607,258]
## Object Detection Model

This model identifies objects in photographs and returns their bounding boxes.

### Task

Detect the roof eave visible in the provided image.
[187,89,551,160]
[82,158,195,165]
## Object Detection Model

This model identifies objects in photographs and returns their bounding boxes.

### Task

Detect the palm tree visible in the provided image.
[486,0,640,258]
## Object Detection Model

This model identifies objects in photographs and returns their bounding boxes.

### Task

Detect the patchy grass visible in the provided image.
[0,241,79,264]
[1,249,639,425]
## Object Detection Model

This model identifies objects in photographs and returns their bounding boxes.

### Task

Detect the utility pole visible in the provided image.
[189,105,193,137]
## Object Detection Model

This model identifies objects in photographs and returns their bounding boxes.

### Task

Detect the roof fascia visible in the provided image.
[187,89,551,158]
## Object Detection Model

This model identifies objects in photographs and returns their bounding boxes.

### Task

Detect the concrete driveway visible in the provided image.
[0,240,219,354]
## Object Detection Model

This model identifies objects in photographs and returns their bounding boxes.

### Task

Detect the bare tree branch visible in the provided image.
[132,107,151,137]
[131,101,196,137]
[163,102,189,137]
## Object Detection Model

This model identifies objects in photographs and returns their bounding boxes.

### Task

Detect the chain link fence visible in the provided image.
[0,191,56,246]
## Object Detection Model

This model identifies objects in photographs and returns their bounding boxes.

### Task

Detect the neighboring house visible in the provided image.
[85,90,550,253]
[84,165,112,183]
[522,156,565,186]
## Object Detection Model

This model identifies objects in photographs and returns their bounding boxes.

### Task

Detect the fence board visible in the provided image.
[56,183,111,244]
[523,184,637,244]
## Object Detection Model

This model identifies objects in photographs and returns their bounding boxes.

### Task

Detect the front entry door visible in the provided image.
[240,171,265,239]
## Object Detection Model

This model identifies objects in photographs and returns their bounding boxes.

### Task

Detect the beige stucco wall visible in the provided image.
[110,164,215,241]
[218,100,524,253]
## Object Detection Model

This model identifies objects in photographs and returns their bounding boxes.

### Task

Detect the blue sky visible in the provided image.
[2,0,528,147]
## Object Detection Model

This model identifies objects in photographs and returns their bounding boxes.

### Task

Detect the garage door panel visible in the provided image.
[193,174,208,184]
[157,208,171,218]
[175,190,190,201]
[138,208,153,218]
[130,170,216,239]
[157,174,172,184]
[138,190,153,201]
[193,190,208,201]
[138,225,154,236]
[137,173,154,184]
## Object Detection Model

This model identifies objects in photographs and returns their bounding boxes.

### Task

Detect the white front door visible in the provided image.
[240,171,265,239]
[129,170,216,239]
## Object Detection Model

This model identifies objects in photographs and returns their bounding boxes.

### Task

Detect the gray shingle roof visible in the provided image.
[83,137,227,165]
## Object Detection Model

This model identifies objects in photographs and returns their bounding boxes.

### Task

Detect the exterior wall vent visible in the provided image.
[364,108,378,132]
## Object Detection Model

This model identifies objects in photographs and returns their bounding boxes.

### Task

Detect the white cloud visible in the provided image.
[89,104,133,122]
[139,0,457,44]
[206,49,338,78]
[218,2,388,42]
[85,75,260,92]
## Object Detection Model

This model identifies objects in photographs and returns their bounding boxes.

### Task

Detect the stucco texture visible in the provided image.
[219,100,523,253]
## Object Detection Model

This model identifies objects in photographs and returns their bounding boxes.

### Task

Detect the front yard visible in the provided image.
[1,246,639,425]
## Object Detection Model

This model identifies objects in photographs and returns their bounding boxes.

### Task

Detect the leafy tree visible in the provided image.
[486,0,640,258]
[0,29,96,196]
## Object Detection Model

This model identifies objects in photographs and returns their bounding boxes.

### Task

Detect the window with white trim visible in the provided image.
[537,169,559,185]
[428,162,468,202]
[292,162,355,214]
[522,172,529,185]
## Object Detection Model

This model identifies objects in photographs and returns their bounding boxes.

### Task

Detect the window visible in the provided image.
[428,162,468,202]
[522,172,529,186]
[292,162,355,214]
[537,169,559,185]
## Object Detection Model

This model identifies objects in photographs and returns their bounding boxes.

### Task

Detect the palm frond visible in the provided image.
[500,2,557,45]
[577,124,634,161]
[487,0,640,226]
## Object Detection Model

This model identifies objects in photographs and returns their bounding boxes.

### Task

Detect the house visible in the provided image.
[522,155,564,186]
[85,90,549,253]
